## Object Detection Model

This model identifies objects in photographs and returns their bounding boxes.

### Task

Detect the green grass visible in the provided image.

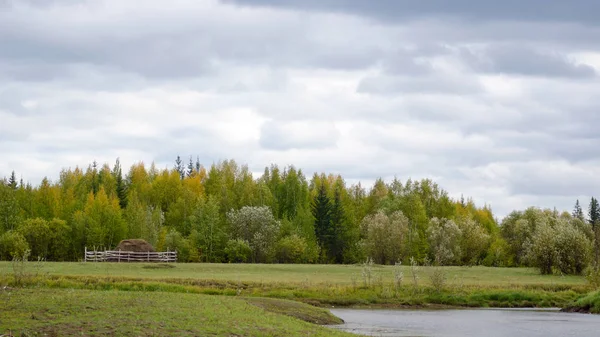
[564,291,600,313]
[1,261,596,336]
[0,288,353,336]
[0,261,587,286]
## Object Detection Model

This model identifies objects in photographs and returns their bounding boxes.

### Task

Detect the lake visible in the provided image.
[329,308,600,337]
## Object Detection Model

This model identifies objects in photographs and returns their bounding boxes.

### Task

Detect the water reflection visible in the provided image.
[330,308,600,337]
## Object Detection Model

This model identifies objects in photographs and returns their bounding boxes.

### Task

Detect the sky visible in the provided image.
[1,0,600,219]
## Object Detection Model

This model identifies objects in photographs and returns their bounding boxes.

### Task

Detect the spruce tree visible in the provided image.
[590,197,600,268]
[8,171,17,190]
[175,155,185,180]
[311,182,331,260]
[187,156,194,177]
[112,158,128,209]
[589,197,600,229]
[572,199,585,221]
[195,156,201,173]
[329,186,346,263]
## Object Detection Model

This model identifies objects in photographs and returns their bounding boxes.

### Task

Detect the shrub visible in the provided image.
[526,222,556,275]
[164,229,191,262]
[0,230,30,260]
[225,239,252,263]
[275,234,308,264]
[483,237,512,267]
[17,218,51,259]
[427,218,462,265]
[360,210,409,265]
[555,223,592,275]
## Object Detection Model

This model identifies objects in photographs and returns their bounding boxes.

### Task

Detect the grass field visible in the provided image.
[0,261,596,336]
[0,288,351,336]
[0,261,587,286]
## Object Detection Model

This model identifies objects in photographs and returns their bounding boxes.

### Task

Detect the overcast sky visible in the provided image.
[1,0,600,219]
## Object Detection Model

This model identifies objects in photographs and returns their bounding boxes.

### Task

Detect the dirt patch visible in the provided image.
[115,239,155,252]
[142,263,176,269]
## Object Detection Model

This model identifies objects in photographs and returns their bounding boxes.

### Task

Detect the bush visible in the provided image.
[164,229,191,262]
[427,218,462,265]
[0,231,30,260]
[17,218,51,259]
[555,224,592,275]
[275,234,308,263]
[526,223,556,275]
[225,239,252,263]
[483,237,512,267]
[360,210,409,265]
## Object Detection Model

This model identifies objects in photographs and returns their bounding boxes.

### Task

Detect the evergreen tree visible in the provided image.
[329,186,346,263]
[589,197,600,229]
[175,155,185,180]
[590,197,600,268]
[573,199,585,221]
[195,156,201,173]
[187,156,194,177]
[91,160,99,195]
[112,158,128,209]
[311,182,331,261]
[8,171,17,190]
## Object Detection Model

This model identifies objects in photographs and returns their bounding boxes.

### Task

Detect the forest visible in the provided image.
[0,157,598,275]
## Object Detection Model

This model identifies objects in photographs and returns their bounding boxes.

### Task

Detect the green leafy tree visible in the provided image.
[224,238,252,263]
[226,206,280,263]
[526,222,556,275]
[0,230,29,260]
[0,182,21,232]
[427,218,462,265]
[456,217,490,265]
[275,234,311,263]
[164,229,190,262]
[554,220,592,275]
[360,210,409,265]
[188,196,227,262]
[17,218,51,259]
[48,218,71,261]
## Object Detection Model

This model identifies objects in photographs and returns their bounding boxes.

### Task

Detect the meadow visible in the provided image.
[0,261,596,336]
[0,261,587,286]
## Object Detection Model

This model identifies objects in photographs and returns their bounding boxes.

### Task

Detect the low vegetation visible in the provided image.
[563,291,600,314]
[0,288,352,336]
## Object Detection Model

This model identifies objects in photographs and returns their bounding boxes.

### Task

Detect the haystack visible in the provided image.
[115,239,155,252]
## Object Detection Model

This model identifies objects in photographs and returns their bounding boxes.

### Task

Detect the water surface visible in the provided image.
[330,308,600,337]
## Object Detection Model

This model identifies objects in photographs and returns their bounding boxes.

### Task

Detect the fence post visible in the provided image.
[118,249,121,263]
[84,246,87,262]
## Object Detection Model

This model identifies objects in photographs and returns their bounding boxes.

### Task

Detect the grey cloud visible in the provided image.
[506,161,600,197]
[225,0,600,24]
[357,74,482,95]
[0,4,386,82]
[461,45,596,78]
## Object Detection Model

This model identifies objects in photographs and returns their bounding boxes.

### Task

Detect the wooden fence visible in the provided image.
[84,247,177,263]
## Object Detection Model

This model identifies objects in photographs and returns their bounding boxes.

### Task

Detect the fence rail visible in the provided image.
[85,248,177,262]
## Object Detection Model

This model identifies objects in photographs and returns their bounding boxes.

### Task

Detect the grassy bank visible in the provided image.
[2,261,597,335]
[0,288,351,336]
[563,291,600,314]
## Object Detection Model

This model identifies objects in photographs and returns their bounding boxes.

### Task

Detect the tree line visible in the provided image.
[0,157,597,275]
